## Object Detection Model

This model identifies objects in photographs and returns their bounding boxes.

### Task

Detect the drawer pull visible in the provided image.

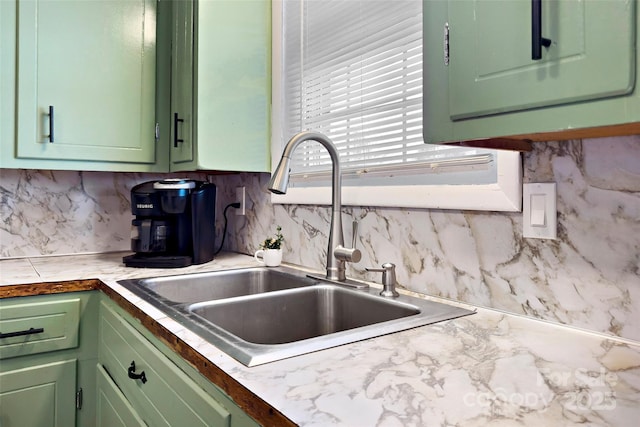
[0,327,44,339]
[128,361,147,384]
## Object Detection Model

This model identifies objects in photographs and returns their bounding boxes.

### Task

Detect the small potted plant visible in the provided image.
[254,226,284,267]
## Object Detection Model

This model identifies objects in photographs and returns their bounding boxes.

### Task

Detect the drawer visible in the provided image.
[99,301,231,427]
[0,296,81,359]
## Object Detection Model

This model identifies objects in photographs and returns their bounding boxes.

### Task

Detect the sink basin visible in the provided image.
[189,285,420,345]
[118,267,315,303]
[117,267,475,366]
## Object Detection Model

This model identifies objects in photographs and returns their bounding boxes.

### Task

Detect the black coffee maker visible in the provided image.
[123,179,216,268]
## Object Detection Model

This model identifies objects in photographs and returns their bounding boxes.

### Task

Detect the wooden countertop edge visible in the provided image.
[0,280,297,427]
[0,279,102,297]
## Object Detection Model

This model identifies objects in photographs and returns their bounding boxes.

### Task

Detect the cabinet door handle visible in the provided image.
[531,0,552,60]
[127,361,148,384]
[173,112,184,147]
[47,105,55,143]
[0,327,44,339]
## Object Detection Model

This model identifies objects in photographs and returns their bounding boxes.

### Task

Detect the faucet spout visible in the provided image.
[268,131,361,281]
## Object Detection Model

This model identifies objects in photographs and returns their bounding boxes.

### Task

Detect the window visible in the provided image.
[271,0,522,211]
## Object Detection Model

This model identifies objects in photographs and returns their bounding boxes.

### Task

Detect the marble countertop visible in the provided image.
[1,252,639,426]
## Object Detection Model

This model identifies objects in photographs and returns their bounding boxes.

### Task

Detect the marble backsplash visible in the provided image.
[0,170,209,257]
[1,137,639,342]
[210,137,640,342]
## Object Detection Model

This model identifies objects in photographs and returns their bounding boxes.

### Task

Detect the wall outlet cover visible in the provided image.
[523,183,557,239]
[235,187,246,216]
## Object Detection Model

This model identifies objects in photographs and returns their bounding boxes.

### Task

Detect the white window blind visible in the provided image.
[282,0,495,187]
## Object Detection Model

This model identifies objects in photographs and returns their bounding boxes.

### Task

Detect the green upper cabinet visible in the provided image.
[424,0,640,145]
[448,0,634,120]
[170,0,196,165]
[169,0,271,172]
[16,0,158,163]
[1,0,269,172]
[0,0,169,172]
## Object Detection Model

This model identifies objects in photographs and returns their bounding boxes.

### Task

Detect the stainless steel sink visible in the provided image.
[189,285,420,345]
[118,267,316,303]
[118,267,475,366]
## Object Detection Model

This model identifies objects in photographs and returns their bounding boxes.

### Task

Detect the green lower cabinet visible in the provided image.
[423,0,639,144]
[0,359,77,427]
[98,297,259,427]
[0,291,99,427]
[0,293,91,426]
[0,296,80,359]
[96,364,146,427]
[0,291,259,426]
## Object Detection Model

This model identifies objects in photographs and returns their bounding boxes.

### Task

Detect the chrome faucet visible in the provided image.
[268,131,361,282]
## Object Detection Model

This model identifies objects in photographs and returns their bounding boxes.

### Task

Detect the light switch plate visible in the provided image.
[523,183,557,239]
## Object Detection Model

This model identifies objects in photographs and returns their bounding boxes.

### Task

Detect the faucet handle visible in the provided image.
[351,220,359,250]
[365,263,399,297]
[334,220,362,263]
[334,246,362,263]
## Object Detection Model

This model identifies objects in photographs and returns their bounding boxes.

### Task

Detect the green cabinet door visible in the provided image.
[99,297,261,427]
[448,0,634,120]
[168,0,271,172]
[0,359,76,427]
[16,0,157,163]
[170,0,195,164]
[96,364,146,427]
[424,0,640,145]
[99,300,233,426]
